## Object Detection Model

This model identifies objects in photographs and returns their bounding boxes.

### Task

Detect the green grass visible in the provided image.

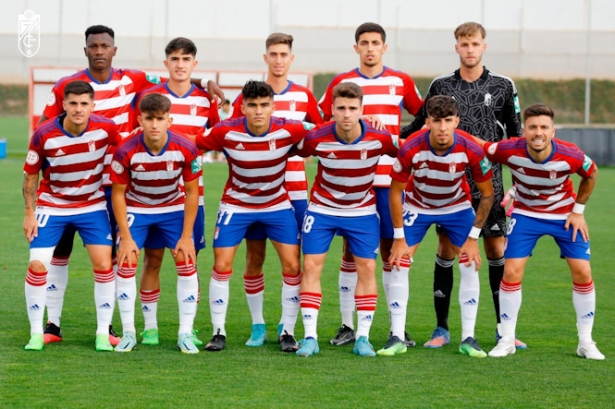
[1,119,614,407]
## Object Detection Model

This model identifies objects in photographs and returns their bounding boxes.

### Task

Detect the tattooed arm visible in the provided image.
[23,172,39,243]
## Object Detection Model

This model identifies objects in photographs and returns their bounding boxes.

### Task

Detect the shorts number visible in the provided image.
[302,215,315,233]
[127,214,135,227]
[216,211,233,226]
[506,218,517,236]
[402,209,418,227]
[35,213,50,228]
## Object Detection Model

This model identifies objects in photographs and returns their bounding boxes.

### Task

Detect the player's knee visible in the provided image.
[28,260,47,273]
[245,251,265,273]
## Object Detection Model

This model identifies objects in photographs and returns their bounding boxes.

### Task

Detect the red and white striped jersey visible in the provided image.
[484,138,595,219]
[232,81,324,201]
[24,114,120,215]
[297,120,398,217]
[110,131,199,214]
[42,68,160,186]
[319,67,423,188]
[195,117,309,213]
[135,83,221,205]
[392,129,492,215]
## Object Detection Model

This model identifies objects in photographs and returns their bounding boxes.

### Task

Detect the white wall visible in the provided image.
[2,0,614,83]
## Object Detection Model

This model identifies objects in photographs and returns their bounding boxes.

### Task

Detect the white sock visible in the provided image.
[25,268,47,334]
[498,280,522,339]
[300,292,322,340]
[177,262,199,335]
[355,294,377,339]
[280,281,300,336]
[94,269,115,335]
[140,289,160,331]
[388,259,410,338]
[116,264,136,335]
[573,281,596,344]
[458,260,480,341]
[244,273,265,325]
[382,261,392,305]
[338,262,357,329]
[210,269,232,336]
[46,257,69,327]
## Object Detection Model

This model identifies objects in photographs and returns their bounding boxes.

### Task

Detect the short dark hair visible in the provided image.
[355,22,386,43]
[85,25,114,42]
[139,93,171,115]
[523,104,554,122]
[64,80,94,100]
[266,33,293,50]
[332,82,363,103]
[242,81,274,101]
[426,95,459,118]
[165,37,197,57]
[454,22,486,40]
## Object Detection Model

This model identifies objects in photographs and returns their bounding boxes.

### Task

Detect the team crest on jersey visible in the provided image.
[449,162,457,173]
[487,143,498,155]
[111,160,124,174]
[289,100,296,112]
[118,84,126,97]
[393,159,402,173]
[389,84,396,95]
[550,169,557,180]
[360,148,368,160]
[269,139,276,151]
[167,160,174,172]
[484,93,492,107]
[190,103,197,116]
[26,150,39,165]
[88,140,96,153]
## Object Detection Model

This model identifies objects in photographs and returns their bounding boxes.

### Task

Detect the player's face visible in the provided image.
[84,33,117,72]
[524,115,555,154]
[164,51,197,82]
[425,115,460,152]
[242,97,274,134]
[455,33,487,69]
[354,32,387,69]
[62,93,95,127]
[138,111,172,144]
[264,44,294,78]
[332,97,363,133]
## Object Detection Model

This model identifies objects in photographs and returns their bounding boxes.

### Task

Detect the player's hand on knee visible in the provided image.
[389,239,410,271]
[172,237,196,265]
[118,239,139,268]
[565,213,589,243]
[459,239,481,269]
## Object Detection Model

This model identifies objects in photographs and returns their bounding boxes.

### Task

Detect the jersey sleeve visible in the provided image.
[41,84,65,120]
[295,130,317,158]
[195,125,224,152]
[400,79,438,138]
[110,145,132,185]
[208,97,221,128]
[502,79,523,138]
[23,129,46,174]
[305,92,325,125]
[318,76,342,121]
[401,74,423,117]
[575,150,596,179]
[230,95,243,119]
[467,140,493,183]
[132,70,162,93]
[381,131,399,157]
[390,147,413,183]
[180,143,201,183]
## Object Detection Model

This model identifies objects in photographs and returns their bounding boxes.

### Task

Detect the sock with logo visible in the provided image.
[140,288,160,331]
[382,261,392,305]
[280,272,301,336]
[116,263,137,335]
[300,292,322,340]
[338,256,356,329]
[434,255,454,330]
[177,261,198,335]
[355,294,377,339]
[498,280,521,339]
[388,258,410,339]
[46,256,69,327]
[209,268,231,336]
[458,258,480,340]
[488,257,505,324]
[25,268,47,334]
[244,273,265,325]
[94,268,115,335]
[573,281,596,344]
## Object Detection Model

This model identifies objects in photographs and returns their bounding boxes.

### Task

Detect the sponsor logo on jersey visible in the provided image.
[393,159,403,173]
[360,148,367,160]
[517,167,526,174]
[166,160,174,172]
[269,139,276,151]
[418,161,429,170]
[484,93,492,106]
[550,169,557,180]
[111,160,124,174]
[88,140,96,153]
[582,154,592,172]
[26,150,39,165]
[479,156,491,175]
[488,143,498,155]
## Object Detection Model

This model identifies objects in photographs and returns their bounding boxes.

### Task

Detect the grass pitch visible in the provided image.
[0,118,614,407]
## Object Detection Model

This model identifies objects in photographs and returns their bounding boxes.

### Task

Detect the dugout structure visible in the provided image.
[29,67,313,134]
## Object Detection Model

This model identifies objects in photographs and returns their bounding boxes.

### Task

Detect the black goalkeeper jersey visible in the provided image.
[401,67,522,201]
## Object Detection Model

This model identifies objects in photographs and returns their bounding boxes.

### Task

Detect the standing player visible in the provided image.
[401,22,525,349]
[195,81,309,352]
[132,37,219,347]
[110,93,201,354]
[22,81,120,351]
[38,25,222,345]
[386,96,494,358]
[319,22,423,347]
[295,82,398,358]
[479,104,603,360]
[230,33,324,346]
